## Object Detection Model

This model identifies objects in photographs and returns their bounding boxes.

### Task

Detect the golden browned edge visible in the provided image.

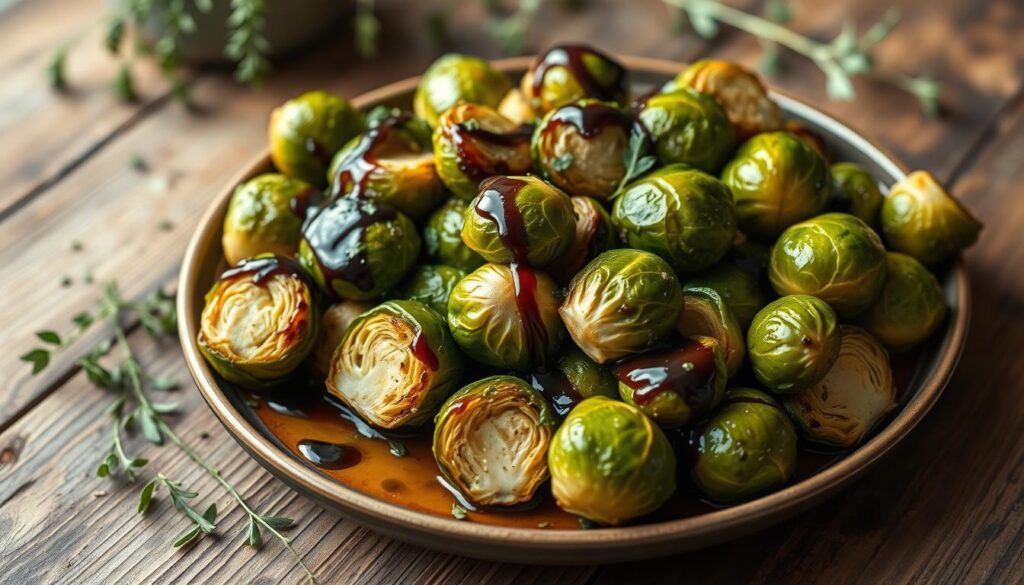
[177,56,971,560]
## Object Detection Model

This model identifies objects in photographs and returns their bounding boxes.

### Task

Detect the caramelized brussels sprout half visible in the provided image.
[783,326,897,448]
[769,212,887,318]
[298,198,420,300]
[521,44,629,115]
[529,346,620,417]
[684,262,767,330]
[198,256,318,388]
[447,263,564,369]
[747,295,841,394]
[880,170,983,265]
[433,376,554,506]
[222,174,319,266]
[721,131,830,239]
[548,196,618,285]
[560,249,684,364]
[413,54,513,128]
[312,300,374,378]
[828,162,882,227]
[665,59,784,139]
[327,300,463,428]
[548,396,676,525]
[690,388,796,503]
[398,264,466,315]
[678,288,745,377]
[423,198,486,273]
[637,88,735,173]
[268,91,365,187]
[857,253,947,352]
[612,165,737,274]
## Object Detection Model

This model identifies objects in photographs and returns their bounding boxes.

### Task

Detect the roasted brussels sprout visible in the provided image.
[398,264,466,315]
[880,170,982,265]
[222,174,320,266]
[365,106,433,146]
[521,44,629,115]
[560,249,683,364]
[423,198,486,273]
[690,388,797,503]
[548,196,618,285]
[548,396,676,525]
[784,120,830,162]
[198,256,319,388]
[615,336,728,428]
[769,212,887,318]
[637,88,735,173]
[721,131,830,239]
[857,253,947,352]
[433,376,554,506]
[747,295,841,394]
[612,165,736,274]
[665,59,784,139]
[684,262,768,330]
[327,300,463,428]
[413,54,513,128]
[530,346,619,417]
[531,100,633,200]
[447,263,564,369]
[269,91,365,187]
[783,326,897,448]
[298,197,421,300]
[433,104,533,201]
[828,162,882,227]
[678,288,745,377]
[462,175,576,267]
[497,88,537,125]
[312,300,374,378]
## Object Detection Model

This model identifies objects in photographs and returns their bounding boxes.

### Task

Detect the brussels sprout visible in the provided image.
[690,388,796,503]
[677,288,745,377]
[433,376,554,506]
[548,396,676,525]
[721,131,830,239]
[198,256,319,389]
[612,165,737,274]
[327,300,462,428]
[829,162,883,227]
[447,263,564,369]
[880,170,983,265]
[413,54,513,128]
[312,300,374,378]
[222,174,320,266]
[529,345,619,417]
[269,91,365,187]
[727,235,771,283]
[665,59,783,139]
[615,336,728,428]
[857,253,947,351]
[531,100,633,200]
[784,120,831,162]
[365,106,433,147]
[497,88,538,125]
[560,249,683,364]
[548,196,618,285]
[398,264,466,315]
[433,104,533,201]
[684,262,768,330]
[637,88,735,173]
[521,44,629,115]
[462,175,576,267]
[299,197,421,300]
[769,212,887,318]
[423,199,486,272]
[747,295,841,394]
[783,326,897,448]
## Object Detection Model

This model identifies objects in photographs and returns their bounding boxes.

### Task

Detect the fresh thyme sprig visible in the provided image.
[226,0,271,86]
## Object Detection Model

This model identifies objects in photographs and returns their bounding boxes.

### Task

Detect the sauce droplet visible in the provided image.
[297,439,362,470]
[220,255,309,286]
[529,369,582,418]
[410,330,439,370]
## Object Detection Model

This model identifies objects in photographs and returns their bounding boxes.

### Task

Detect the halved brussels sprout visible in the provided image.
[612,165,736,274]
[269,91,365,187]
[398,264,466,315]
[222,174,320,266]
[857,252,947,352]
[327,300,462,428]
[433,104,533,201]
[298,197,421,300]
[520,44,629,115]
[198,255,319,388]
[548,196,618,285]
[312,300,374,378]
[783,326,897,448]
[529,345,619,418]
[678,288,745,377]
[665,59,783,139]
[447,263,564,369]
[433,376,554,506]
[462,175,576,267]
[560,249,684,364]
[423,198,486,273]
[548,396,676,525]
[747,295,841,394]
[769,212,887,318]
[497,88,538,125]
[829,162,883,227]
[413,54,513,128]
[721,131,830,239]
[637,88,735,173]
[531,100,633,200]
[690,388,796,503]
[684,262,768,330]
[614,336,728,428]
[880,170,983,265]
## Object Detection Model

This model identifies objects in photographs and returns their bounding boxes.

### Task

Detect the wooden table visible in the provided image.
[1,0,1021,582]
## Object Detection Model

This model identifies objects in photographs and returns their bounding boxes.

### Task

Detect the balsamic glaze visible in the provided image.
[289,186,324,221]
[543,101,632,138]
[612,338,718,413]
[328,115,421,199]
[451,121,532,183]
[220,255,309,286]
[530,45,626,103]
[301,198,398,293]
[529,369,582,418]
[304,137,333,169]
[297,439,362,470]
